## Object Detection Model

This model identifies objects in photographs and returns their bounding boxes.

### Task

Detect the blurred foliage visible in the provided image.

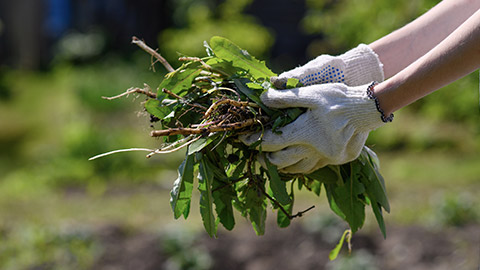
[0,225,99,270]
[160,0,274,67]
[430,192,479,227]
[0,56,178,193]
[302,0,439,55]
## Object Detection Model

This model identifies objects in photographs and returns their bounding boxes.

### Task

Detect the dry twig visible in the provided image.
[132,36,175,73]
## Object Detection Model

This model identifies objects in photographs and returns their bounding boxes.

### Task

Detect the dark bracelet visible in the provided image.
[366,81,394,123]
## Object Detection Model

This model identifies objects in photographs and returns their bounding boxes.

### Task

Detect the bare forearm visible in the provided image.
[370,0,480,78]
[374,8,480,115]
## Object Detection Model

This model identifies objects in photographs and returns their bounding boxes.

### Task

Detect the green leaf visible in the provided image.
[144,99,172,120]
[245,82,264,90]
[306,166,340,184]
[236,182,267,235]
[331,165,366,233]
[187,134,219,155]
[233,78,273,115]
[276,184,294,228]
[205,57,237,77]
[197,154,217,237]
[227,159,246,179]
[370,197,387,238]
[265,160,291,205]
[170,154,195,219]
[359,147,390,212]
[329,229,350,261]
[324,184,346,220]
[286,78,302,88]
[303,177,322,196]
[158,67,202,95]
[246,186,267,235]
[276,202,293,228]
[209,36,276,81]
[212,178,236,231]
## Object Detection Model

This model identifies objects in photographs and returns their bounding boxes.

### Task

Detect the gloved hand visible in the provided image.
[271,44,384,89]
[241,83,387,174]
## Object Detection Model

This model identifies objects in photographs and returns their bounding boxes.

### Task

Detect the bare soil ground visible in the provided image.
[93,222,480,270]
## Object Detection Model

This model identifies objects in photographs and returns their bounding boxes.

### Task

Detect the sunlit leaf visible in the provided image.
[209,36,276,81]
[170,154,195,219]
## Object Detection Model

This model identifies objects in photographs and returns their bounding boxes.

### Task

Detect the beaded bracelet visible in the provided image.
[366,81,394,123]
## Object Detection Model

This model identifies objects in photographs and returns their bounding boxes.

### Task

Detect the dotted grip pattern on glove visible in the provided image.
[279,44,384,87]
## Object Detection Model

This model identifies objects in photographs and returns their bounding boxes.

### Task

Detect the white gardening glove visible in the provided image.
[271,44,384,89]
[241,83,387,174]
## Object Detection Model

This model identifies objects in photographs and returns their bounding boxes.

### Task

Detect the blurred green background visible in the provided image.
[1,0,479,269]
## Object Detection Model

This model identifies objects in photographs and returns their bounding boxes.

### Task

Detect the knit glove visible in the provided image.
[271,44,384,89]
[241,83,386,174]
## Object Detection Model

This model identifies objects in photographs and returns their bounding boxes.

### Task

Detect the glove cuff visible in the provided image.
[343,85,386,132]
[339,44,384,86]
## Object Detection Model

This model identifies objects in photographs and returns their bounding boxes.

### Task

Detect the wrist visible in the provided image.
[371,80,398,117]
[340,44,385,85]
[342,85,387,132]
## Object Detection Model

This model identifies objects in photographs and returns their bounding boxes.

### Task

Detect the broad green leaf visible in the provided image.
[276,185,294,228]
[331,165,366,233]
[205,57,237,77]
[359,148,390,212]
[209,36,276,81]
[144,99,172,120]
[306,166,340,184]
[187,134,220,155]
[246,186,267,235]
[324,184,346,220]
[232,181,249,218]
[158,67,202,95]
[329,229,350,261]
[170,154,195,219]
[237,181,267,235]
[212,175,236,231]
[198,154,217,237]
[370,197,387,238]
[276,202,293,228]
[265,160,291,205]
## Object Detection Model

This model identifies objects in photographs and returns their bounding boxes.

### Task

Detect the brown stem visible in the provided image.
[150,116,268,137]
[260,187,315,220]
[102,86,157,100]
[132,36,175,73]
[178,56,213,70]
[204,98,259,119]
[161,88,207,110]
[161,88,183,100]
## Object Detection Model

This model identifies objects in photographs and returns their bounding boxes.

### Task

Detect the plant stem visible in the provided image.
[132,36,174,73]
[103,86,157,100]
[150,116,269,137]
